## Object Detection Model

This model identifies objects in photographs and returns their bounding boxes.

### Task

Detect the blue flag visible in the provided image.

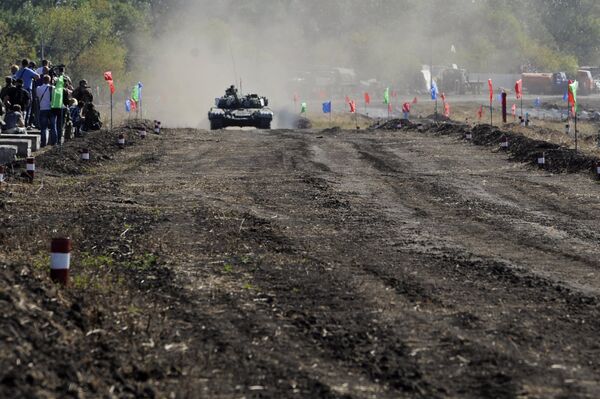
[431,81,438,100]
[534,97,541,107]
[322,101,332,113]
[125,99,131,112]
[563,91,568,102]
[497,94,503,103]
[137,82,143,101]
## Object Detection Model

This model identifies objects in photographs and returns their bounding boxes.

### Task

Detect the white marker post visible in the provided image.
[118,134,125,148]
[537,153,545,167]
[139,130,147,139]
[81,149,90,161]
[500,136,509,150]
[0,165,4,183]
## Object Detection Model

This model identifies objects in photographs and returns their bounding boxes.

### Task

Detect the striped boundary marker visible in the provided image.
[118,134,125,148]
[50,238,72,286]
[500,135,509,149]
[0,165,4,183]
[81,149,90,161]
[537,152,545,167]
[26,157,35,181]
[154,121,161,134]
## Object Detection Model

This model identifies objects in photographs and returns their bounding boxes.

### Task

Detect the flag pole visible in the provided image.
[575,112,578,151]
[110,92,113,130]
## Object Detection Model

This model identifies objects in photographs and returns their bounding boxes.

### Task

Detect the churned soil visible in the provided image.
[2,120,600,398]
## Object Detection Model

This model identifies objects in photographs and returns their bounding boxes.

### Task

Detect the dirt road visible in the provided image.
[2,123,600,398]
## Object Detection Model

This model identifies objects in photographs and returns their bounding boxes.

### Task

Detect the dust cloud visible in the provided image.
[136,0,503,128]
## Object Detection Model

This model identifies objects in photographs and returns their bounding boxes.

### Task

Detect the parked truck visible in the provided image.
[522,72,568,95]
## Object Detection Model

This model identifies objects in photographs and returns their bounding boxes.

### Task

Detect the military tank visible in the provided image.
[208,85,273,130]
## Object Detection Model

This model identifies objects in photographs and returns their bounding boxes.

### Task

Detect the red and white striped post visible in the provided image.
[0,165,5,183]
[80,148,90,161]
[465,131,472,141]
[500,136,509,150]
[50,238,72,286]
[139,129,147,139]
[118,134,125,148]
[154,121,161,134]
[26,157,35,181]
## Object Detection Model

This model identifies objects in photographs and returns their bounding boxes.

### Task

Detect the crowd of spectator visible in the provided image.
[0,58,102,148]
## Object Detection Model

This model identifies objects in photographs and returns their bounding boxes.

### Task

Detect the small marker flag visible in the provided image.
[130,99,137,112]
[402,102,410,113]
[322,101,331,114]
[515,79,522,100]
[388,103,393,113]
[568,80,578,114]
[349,100,356,113]
[364,92,371,105]
[125,99,131,112]
[412,96,418,104]
[431,81,438,100]
[383,88,390,105]
[444,102,450,117]
[104,71,115,95]
[477,105,484,120]
[563,91,568,102]
[441,92,446,102]
[488,79,493,104]
[132,85,140,103]
[301,102,307,114]
[511,104,516,119]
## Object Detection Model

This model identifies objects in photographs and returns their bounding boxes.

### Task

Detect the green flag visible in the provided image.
[301,102,307,114]
[51,76,64,109]
[383,87,390,105]
[132,85,140,102]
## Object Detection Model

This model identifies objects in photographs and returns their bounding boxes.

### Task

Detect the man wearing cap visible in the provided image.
[14,59,39,127]
[73,79,94,104]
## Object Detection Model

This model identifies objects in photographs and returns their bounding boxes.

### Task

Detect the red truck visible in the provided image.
[522,72,568,95]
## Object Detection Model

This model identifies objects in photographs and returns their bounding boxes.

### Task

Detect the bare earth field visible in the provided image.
[2,120,600,398]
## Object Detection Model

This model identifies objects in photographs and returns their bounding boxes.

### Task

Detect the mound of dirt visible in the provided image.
[296,117,312,129]
[321,126,341,134]
[34,120,157,176]
[370,118,416,130]
[425,113,452,122]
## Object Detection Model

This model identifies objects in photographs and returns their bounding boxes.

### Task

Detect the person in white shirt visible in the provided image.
[36,75,57,147]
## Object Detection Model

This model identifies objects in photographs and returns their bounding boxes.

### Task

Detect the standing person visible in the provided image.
[35,60,49,76]
[36,75,56,147]
[7,79,31,118]
[73,80,94,104]
[0,77,14,105]
[14,59,39,127]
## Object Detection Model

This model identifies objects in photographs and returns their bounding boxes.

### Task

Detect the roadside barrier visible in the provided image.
[26,157,35,181]
[118,134,125,148]
[50,238,72,286]
[81,149,90,161]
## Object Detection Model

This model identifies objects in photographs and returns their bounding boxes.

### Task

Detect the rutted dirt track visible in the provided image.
[3,124,600,398]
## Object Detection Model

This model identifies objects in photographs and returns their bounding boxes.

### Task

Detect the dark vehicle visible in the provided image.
[208,85,273,130]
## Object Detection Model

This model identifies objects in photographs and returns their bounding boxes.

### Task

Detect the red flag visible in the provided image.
[412,96,418,104]
[477,105,484,120]
[444,102,450,117]
[364,92,371,105]
[515,79,522,100]
[388,103,392,113]
[349,100,356,113]
[104,71,115,95]
[511,103,517,118]
[345,95,350,104]
[488,79,493,104]
[402,102,410,113]
[130,99,137,111]
[441,92,446,102]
